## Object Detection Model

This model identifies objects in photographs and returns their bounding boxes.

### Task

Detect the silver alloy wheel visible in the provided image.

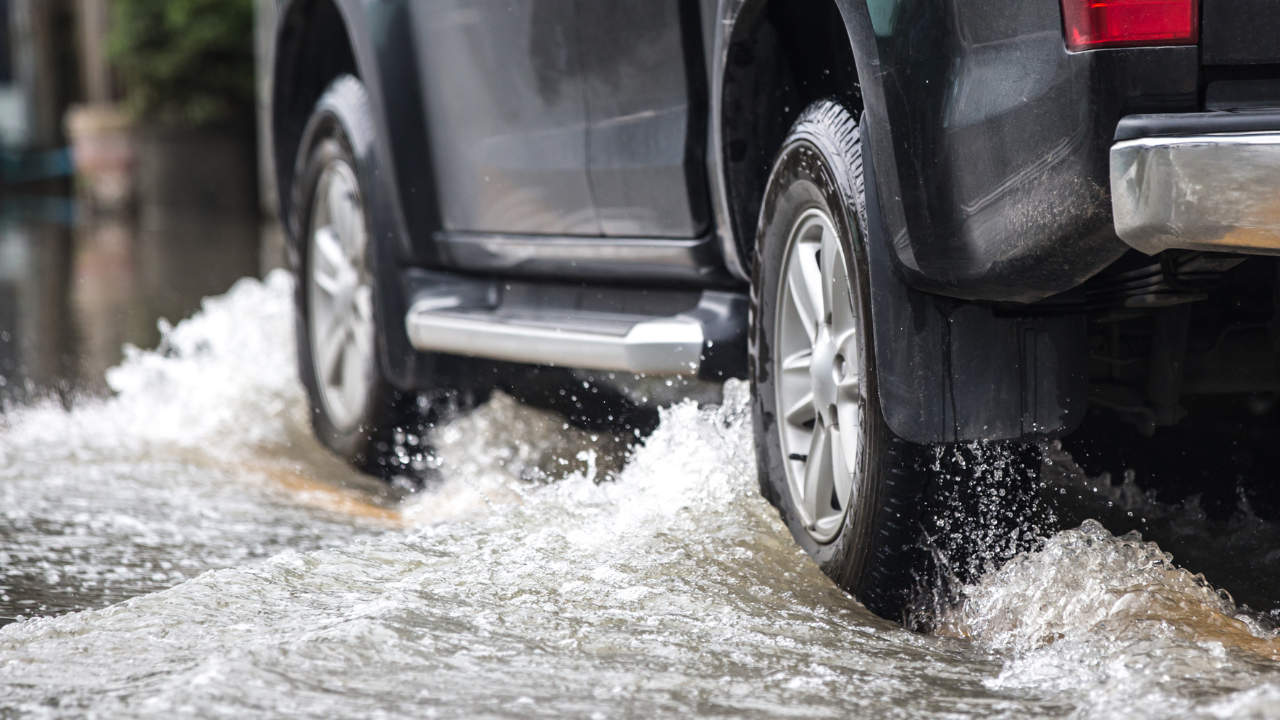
[774,208,863,543]
[308,158,375,433]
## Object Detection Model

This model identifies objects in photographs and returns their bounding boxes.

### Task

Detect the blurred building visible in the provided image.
[0,0,264,400]
[0,0,80,400]
[256,0,286,270]
[0,0,78,151]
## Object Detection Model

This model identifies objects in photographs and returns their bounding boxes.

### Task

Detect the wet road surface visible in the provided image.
[3,193,1280,718]
[0,272,1279,717]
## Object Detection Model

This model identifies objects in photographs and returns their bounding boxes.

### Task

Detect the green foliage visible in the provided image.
[108,0,255,125]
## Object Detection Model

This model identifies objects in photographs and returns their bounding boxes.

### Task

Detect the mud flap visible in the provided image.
[859,116,1087,443]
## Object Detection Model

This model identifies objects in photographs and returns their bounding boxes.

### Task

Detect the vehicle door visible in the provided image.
[576,0,711,238]
[412,0,601,235]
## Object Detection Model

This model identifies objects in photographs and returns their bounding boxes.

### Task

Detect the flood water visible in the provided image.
[3,219,1280,717]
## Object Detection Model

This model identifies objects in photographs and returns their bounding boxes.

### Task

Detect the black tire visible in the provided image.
[750,100,926,621]
[290,76,414,476]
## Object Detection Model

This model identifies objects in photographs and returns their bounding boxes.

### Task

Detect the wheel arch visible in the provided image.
[272,0,442,391]
[272,0,358,244]
[711,0,886,280]
[271,0,440,265]
[712,0,1090,444]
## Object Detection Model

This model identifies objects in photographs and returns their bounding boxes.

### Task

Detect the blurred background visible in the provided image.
[0,0,283,405]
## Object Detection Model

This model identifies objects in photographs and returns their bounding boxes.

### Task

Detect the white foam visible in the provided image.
[2,270,1280,717]
[940,519,1280,718]
[0,270,306,462]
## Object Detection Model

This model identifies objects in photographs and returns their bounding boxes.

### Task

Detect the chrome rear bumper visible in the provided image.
[1111,131,1280,255]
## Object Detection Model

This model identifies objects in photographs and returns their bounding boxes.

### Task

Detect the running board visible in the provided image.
[402,272,747,378]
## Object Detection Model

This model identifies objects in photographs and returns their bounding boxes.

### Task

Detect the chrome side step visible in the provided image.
[407,309,705,374]
[403,275,747,377]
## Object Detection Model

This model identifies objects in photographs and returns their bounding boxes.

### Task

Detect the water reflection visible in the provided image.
[0,202,75,401]
[0,193,261,401]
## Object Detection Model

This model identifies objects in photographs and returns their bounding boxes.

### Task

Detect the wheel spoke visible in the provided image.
[801,241,826,323]
[835,400,861,499]
[320,322,348,386]
[313,226,350,279]
[786,251,820,343]
[350,291,374,360]
[785,391,816,427]
[352,285,373,324]
[836,335,861,404]
[820,228,841,325]
[334,173,367,266]
[828,424,852,513]
[351,326,373,370]
[802,424,833,521]
[342,203,366,268]
[312,266,342,297]
[324,290,351,334]
[328,174,353,250]
[781,348,812,374]
[837,375,861,406]
[830,285,857,346]
[339,338,366,415]
[799,240,826,323]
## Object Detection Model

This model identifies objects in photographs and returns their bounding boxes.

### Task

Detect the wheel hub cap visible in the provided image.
[307,158,374,433]
[774,208,864,543]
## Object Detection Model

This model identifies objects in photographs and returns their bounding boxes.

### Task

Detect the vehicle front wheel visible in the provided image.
[751,100,926,621]
[291,76,413,476]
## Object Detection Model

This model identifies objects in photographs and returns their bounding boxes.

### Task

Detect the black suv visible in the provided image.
[268,0,1278,620]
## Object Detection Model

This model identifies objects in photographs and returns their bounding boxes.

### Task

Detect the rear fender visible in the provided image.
[859,114,1088,443]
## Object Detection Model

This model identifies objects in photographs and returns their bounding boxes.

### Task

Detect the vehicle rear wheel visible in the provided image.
[291,77,416,476]
[751,100,926,622]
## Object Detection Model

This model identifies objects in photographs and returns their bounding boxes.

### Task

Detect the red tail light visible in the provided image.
[1061,0,1199,51]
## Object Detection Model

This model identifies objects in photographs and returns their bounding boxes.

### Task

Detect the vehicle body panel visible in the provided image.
[577,0,711,239]
[835,0,1198,304]
[411,0,599,236]
[1203,0,1280,65]
[407,0,711,240]
[268,0,1239,444]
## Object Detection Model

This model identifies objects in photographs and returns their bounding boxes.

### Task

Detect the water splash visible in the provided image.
[1043,439,1280,613]
[908,441,1058,629]
[399,390,628,525]
[933,519,1280,718]
[0,271,1280,717]
[1,382,985,719]
[938,520,1264,652]
[0,269,307,460]
[0,271,386,622]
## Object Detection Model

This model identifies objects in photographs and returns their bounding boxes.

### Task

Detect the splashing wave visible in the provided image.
[0,272,1279,717]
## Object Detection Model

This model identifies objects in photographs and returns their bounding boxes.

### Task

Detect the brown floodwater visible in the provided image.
[1,202,1280,718]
